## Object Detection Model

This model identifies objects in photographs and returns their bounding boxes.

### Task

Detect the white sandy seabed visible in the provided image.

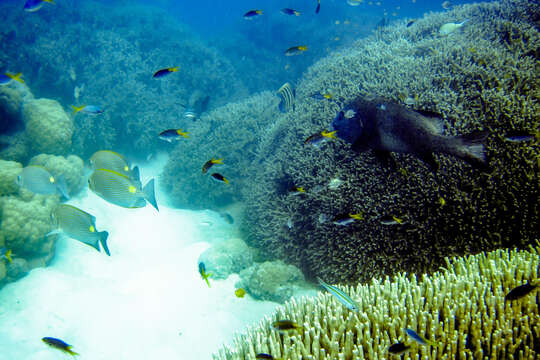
[0,154,289,359]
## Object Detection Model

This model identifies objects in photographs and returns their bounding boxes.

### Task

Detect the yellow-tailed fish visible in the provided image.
[158,129,189,142]
[71,105,104,115]
[317,277,359,311]
[332,212,363,226]
[198,262,212,287]
[42,337,78,356]
[234,288,246,298]
[1,248,13,263]
[0,72,24,85]
[88,169,158,211]
[16,165,69,198]
[285,45,308,56]
[211,173,229,184]
[244,10,263,19]
[304,130,337,147]
[202,158,223,174]
[281,8,300,16]
[380,215,405,225]
[153,67,179,78]
[271,320,303,333]
[288,186,305,195]
[50,204,110,255]
[24,0,54,12]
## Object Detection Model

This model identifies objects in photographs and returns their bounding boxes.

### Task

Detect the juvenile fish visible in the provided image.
[505,282,537,301]
[24,0,54,12]
[0,72,24,85]
[202,158,223,174]
[159,129,189,142]
[317,277,359,311]
[285,46,308,56]
[71,105,104,115]
[153,66,179,78]
[42,337,79,356]
[405,328,437,347]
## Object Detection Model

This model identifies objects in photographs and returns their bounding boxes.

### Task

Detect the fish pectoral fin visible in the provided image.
[417,151,439,172]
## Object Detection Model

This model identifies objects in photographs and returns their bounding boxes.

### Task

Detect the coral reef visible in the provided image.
[29,154,85,197]
[214,245,540,359]
[241,0,540,283]
[161,91,280,209]
[0,193,58,285]
[198,237,258,280]
[0,160,22,196]
[0,1,249,158]
[22,98,74,156]
[236,260,307,303]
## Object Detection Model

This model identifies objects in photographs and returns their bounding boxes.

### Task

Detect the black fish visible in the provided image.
[388,342,410,355]
[256,354,275,360]
[505,282,537,301]
[331,98,487,171]
[315,0,320,14]
[211,173,229,184]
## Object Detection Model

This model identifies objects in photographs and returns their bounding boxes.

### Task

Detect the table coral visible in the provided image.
[214,245,540,359]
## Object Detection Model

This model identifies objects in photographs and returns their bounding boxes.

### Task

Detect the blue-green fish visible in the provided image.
[88,169,158,211]
[24,0,54,12]
[51,204,110,255]
[153,67,179,78]
[0,72,24,85]
[16,165,69,198]
[317,277,359,311]
[42,337,78,356]
[405,328,437,346]
[244,10,263,19]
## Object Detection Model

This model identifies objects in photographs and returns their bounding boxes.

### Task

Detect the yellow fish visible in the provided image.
[235,288,246,298]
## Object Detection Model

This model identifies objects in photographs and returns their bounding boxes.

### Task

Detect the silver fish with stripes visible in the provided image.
[317,277,359,311]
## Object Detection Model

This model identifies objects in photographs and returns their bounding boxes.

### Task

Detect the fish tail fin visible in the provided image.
[5,250,13,263]
[55,174,70,199]
[131,166,140,183]
[99,231,110,256]
[8,72,24,83]
[66,346,79,356]
[204,276,211,288]
[143,178,159,211]
[456,130,488,168]
[212,158,223,164]
[71,105,85,114]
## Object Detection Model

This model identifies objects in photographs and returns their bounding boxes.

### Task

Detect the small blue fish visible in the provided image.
[153,67,179,78]
[24,0,54,12]
[310,92,333,100]
[1,248,13,263]
[198,262,212,287]
[244,10,263,19]
[405,329,437,347]
[317,277,359,311]
[0,72,24,85]
[71,105,104,115]
[504,130,536,143]
[315,0,320,14]
[281,8,301,16]
[42,337,78,356]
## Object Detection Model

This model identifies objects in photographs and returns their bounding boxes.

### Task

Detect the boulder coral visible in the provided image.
[240,0,539,283]
[198,237,258,280]
[237,260,307,303]
[214,245,539,360]
[29,154,85,197]
[161,91,281,209]
[0,159,22,196]
[22,98,74,156]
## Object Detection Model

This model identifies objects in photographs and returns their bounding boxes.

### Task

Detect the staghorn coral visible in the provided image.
[241,0,540,283]
[22,98,74,156]
[160,91,280,209]
[214,245,540,360]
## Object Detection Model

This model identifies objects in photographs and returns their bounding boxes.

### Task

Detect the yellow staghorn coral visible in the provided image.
[214,245,539,359]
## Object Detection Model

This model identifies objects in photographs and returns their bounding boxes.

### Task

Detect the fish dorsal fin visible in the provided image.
[96,168,131,180]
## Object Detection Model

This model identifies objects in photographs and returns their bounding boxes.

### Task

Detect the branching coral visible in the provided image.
[241,0,540,283]
[214,245,540,359]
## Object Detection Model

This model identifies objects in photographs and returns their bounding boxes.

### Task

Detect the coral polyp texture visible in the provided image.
[214,245,540,360]
[241,0,540,283]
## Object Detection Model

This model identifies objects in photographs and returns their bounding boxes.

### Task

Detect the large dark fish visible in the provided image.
[331,98,487,170]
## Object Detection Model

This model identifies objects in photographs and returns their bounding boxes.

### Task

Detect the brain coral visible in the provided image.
[240,0,539,283]
[161,91,281,209]
[29,154,85,197]
[214,245,539,360]
[22,99,74,156]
